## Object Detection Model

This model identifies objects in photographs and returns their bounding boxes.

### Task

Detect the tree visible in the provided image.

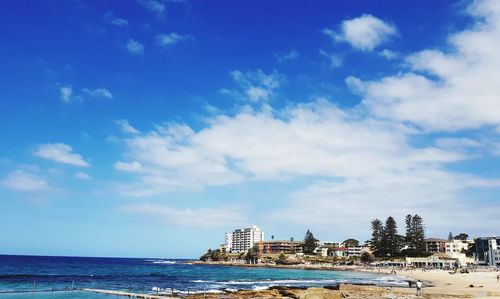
[343,239,359,247]
[405,214,414,248]
[360,251,375,264]
[411,214,425,254]
[448,232,454,241]
[382,216,399,257]
[245,245,259,264]
[454,233,469,240]
[303,229,318,254]
[277,254,287,264]
[370,219,384,257]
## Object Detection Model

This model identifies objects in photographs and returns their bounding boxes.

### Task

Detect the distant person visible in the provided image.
[497,274,499,283]
[416,280,423,296]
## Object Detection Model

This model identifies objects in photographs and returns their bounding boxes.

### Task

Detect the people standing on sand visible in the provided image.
[416,280,423,296]
[497,274,499,283]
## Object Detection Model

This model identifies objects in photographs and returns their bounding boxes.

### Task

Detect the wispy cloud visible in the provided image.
[155,33,193,46]
[1,169,49,192]
[220,69,284,102]
[59,85,74,103]
[59,85,112,103]
[116,119,139,134]
[324,14,397,51]
[75,172,91,180]
[82,88,113,99]
[127,39,144,55]
[111,18,129,26]
[319,49,342,68]
[34,143,90,167]
[137,0,165,18]
[119,204,246,228]
[275,49,299,62]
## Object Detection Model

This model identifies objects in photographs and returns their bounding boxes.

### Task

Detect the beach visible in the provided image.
[188,262,500,298]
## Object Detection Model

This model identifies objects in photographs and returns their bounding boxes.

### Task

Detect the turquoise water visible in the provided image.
[0,255,405,298]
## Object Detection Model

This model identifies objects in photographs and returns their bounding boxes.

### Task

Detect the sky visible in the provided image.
[1,0,500,258]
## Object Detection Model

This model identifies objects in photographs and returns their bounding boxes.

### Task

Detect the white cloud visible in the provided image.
[60,85,73,103]
[379,49,398,60]
[349,0,500,131]
[223,69,284,102]
[319,49,342,68]
[138,0,165,18]
[324,14,397,51]
[1,170,49,192]
[119,204,246,228]
[156,33,193,46]
[116,119,139,134]
[82,88,113,99]
[275,49,299,62]
[114,100,471,197]
[114,161,142,172]
[58,85,112,103]
[127,39,144,55]
[111,18,129,26]
[75,172,91,180]
[34,143,90,167]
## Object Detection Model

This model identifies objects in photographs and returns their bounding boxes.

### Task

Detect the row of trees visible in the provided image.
[370,214,426,257]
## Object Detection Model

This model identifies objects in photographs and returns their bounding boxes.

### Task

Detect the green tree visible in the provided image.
[454,233,469,240]
[448,232,454,241]
[370,219,384,257]
[405,214,414,249]
[343,238,359,247]
[382,216,399,257]
[360,251,375,264]
[303,229,318,254]
[411,214,425,254]
[277,254,287,264]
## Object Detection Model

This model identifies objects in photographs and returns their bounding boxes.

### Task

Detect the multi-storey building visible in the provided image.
[257,240,304,254]
[445,239,472,255]
[224,225,264,253]
[424,238,446,253]
[224,232,233,252]
[475,236,500,266]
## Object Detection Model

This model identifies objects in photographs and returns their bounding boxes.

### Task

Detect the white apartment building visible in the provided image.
[224,233,233,252]
[445,239,472,254]
[224,225,264,253]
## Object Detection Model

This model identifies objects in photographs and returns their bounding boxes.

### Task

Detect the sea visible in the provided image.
[0,255,407,298]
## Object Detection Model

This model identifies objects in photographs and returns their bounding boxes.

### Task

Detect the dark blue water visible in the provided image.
[0,255,404,298]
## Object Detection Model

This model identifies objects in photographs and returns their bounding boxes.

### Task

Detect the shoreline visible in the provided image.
[188,261,500,298]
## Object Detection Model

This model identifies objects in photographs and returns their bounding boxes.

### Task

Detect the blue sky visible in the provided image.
[1,0,500,258]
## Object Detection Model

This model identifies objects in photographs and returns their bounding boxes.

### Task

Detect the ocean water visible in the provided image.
[0,255,405,298]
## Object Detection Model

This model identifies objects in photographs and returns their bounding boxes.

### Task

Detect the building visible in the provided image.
[345,245,370,257]
[224,233,233,252]
[475,236,500,266]
[406,253,459,269]
[424,238,446,253]
[445,239,472,255]
[225,225,264,253]
[257,240,304,254]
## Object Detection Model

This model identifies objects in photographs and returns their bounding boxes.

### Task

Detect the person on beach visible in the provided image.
[416,280,423,296]
[497,274,499,283]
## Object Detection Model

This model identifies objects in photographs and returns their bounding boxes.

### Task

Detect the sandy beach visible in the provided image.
[189,262,500,298]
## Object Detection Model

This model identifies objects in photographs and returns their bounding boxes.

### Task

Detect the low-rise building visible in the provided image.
[257,240,304,254]
[475,236,500,266]
[406,253,459,269]
[424,238,446,253]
